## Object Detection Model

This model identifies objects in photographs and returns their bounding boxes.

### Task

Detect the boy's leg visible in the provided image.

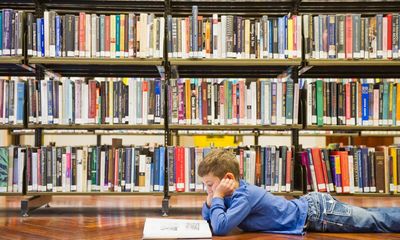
[303,192,400,233]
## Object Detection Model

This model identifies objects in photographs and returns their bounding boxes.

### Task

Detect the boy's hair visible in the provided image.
[198,149,240,180]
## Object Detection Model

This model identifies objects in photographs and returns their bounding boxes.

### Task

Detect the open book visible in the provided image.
[142,218,212,239]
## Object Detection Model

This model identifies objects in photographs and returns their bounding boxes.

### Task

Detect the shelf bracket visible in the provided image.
[21,195,52,217]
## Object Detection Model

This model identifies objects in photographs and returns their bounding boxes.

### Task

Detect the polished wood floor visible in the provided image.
[0,194,400,239]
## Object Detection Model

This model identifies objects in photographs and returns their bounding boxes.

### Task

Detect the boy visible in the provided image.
[199,149,400,236]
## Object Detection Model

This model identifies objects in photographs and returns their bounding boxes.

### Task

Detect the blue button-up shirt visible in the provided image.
[202,179,308,235]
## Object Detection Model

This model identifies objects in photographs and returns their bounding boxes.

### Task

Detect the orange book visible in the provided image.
[285,149,292,192]
[255,146,261,187]
[332,151,350,193]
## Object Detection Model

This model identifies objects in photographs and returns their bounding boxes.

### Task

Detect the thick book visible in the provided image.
[142,218,212,239]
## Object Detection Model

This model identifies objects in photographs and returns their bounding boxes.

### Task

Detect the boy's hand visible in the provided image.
[213,178,235,199]
[206,191,213,208]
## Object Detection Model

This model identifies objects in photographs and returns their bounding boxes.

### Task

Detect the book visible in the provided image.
[142,218,212,239]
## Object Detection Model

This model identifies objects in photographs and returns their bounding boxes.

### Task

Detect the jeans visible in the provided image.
[301,192,400,233]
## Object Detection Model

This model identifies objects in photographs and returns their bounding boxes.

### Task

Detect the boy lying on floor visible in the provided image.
[199,149,400,235]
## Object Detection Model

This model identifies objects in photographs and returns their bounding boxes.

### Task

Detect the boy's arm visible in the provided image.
[202,202,211,221]
[209,190,251,236]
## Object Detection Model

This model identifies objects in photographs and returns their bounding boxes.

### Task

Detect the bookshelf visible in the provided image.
[0,0,399,218]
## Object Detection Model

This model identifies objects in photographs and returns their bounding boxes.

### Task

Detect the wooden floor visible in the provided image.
[0,194,400,239]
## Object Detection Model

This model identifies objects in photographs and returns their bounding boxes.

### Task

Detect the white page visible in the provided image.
[143,218,212,239]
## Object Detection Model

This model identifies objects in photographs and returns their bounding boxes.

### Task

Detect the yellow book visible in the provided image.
[120,14,125,58]
[389,147,397,193]
[110,15,116,58]
[185,79,191,124]
[397,83,400,125]
[288,18,293,59]
[389,82,393,125]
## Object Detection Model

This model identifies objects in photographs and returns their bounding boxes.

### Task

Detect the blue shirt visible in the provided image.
[202,180,308,235]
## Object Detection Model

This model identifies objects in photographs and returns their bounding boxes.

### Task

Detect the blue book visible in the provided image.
[125,148,131,192]
[159,147,165,192]
[269,20,273,57]
[47,80,54,124]
[265,147,271,190]
[153,148,160,192]
[328,16,336,58]
[361,147,369,192]
[283,15,288,58]
[16,82,25,124]
[361,83,369,123]
[55,15,61,57]
[3,9,12,55]
[154,80,161,123]
[40,18,45,56]
[0,12,3,53]
[192,6,198,55]
[357,148,363,192]
[36,18,41,55]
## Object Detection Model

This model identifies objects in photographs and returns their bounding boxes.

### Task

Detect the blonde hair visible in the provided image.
[198,148,240,180]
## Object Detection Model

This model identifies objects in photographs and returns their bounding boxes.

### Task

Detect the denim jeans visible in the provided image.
[301,192,400,233]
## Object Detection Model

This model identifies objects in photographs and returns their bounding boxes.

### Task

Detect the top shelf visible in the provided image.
[299,0,400,14]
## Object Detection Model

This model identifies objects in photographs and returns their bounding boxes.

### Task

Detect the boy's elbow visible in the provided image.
[211,222,231,236]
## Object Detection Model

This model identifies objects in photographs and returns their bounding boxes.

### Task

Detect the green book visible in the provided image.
[316,80,324,126]
[0,148,8,192]
[285,79,294,124]
[116,15,121,58]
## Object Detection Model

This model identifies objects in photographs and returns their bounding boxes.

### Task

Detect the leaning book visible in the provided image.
[142,218,212,239]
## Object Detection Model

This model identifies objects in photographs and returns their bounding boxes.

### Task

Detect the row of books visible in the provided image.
[1,144,400,194]
[167,6,302,59]
[0,145,166,193]
[168,78,300,126]
[304,14,400,60]
[26,77,165,125]
[0,9,24,56]
[304,78,400,126]
[28,11,164,58]
[300,144,400,194]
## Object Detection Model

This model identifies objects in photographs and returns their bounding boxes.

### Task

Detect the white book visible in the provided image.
[100,151,105,192]
[159,17,165,58]
[140,13,148,58]
[44,11,50,57]
[32,152,38,192]
[220,16,227,58]
[41,80,48,124]
[77,149,83,192]
[296,16,302,58]
[348,155,355,193]
[92,14,97,58]
[143,218,212,239]
[313,16,320,59]
[383,17,388,59]
[181,19,187,59]
[85,14,91,57]
[212,14,219,58]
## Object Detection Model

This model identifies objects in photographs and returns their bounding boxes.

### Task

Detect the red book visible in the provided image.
[311,148,327,192]
[345,82,351,122]
[114,149,119,191]
[345,15,353,59]
[332,151,350,193]
[255,146,261,187]
[285,149,292,192]
[176,147,185,192]
[79,12,86,54]
[89,81,97,121]
[387,14,393,59]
